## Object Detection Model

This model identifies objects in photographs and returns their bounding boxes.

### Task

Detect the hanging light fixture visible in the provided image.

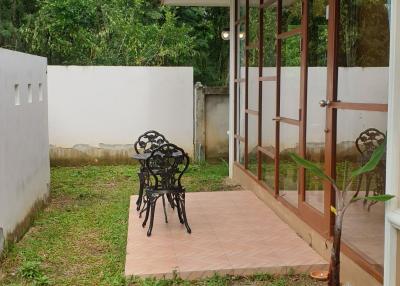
[221,28,230,40]
[221,28,245,41]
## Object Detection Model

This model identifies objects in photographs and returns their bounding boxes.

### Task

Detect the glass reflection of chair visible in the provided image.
[354,128,386,210]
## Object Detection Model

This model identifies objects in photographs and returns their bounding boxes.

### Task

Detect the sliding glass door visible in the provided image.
[233,0,390,280]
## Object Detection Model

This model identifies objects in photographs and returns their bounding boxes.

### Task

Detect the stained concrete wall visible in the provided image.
[0,49,50,243]
[205,87,229,160]
[194,85,229,161]
[47,66,193,165]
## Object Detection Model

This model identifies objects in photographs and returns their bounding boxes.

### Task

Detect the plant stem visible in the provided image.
[329,211,344,286]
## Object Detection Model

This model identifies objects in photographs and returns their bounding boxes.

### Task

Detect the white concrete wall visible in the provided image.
[47,66,194,159]
[244,67,389,151]
[0,49,49,237]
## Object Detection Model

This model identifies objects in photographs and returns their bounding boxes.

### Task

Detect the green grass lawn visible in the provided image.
[0,162,324,286]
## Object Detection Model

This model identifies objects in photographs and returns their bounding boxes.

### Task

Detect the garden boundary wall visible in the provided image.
[48,66,194,166]
[0,49,50,251]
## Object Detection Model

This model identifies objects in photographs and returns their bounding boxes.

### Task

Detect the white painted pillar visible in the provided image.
[228,0,236,178]
[384,1,400,285]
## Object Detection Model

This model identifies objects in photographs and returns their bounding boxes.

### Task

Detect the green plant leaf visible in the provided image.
[289,153,335,184]
[350,139,386,178]
[352,194,395,202]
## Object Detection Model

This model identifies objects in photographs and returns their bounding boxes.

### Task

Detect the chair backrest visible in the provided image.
[145,143,189,190]
[355,128,386,159]
[134,130,169,155]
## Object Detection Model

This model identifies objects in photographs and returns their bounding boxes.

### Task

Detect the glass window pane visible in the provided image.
[237,23,246,79]
[337,0,390,104]
[337,109,387,270]
[248,114,258,176]
[261,80,276,150]
[279,123,299,208]
[263,6,277,67]
[237,140,245,165]
[237,81,245,137]
[281,35,301,119]
[305,0,328,214]
[248,69,258,111]
[249,7,260,46]
[238,0,246,19]
[281,0,302,33]
[261,153,275,190]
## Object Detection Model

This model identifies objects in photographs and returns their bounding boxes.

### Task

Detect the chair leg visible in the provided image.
[139,194,148,218]
[179,194,191,234]
[139,203,147,218]
[166,194,175,209]
[162,195,168,223]
[142,199,150,228]
[175,195,184,224]
[147,200,157,237]
[136,172,144,211]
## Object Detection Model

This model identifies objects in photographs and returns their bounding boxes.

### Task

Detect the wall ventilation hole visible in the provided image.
[14,84,20,106]
[38,83,43,102]
[28,84,33,103]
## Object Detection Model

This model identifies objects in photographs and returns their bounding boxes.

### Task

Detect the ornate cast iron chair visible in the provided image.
[134,130,169,211]
[354,128,386,210]
[142,143,191,236]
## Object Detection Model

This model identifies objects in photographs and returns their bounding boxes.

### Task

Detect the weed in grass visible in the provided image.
[200,273,230,286]
[19,260,50,285]
[250,272,273,282]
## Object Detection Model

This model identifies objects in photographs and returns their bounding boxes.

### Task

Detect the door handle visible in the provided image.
[319,99,331,107]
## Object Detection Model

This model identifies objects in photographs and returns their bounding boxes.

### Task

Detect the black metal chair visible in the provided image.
[142,143,191,236]
[134,130,169,211]
[354,128,386,210]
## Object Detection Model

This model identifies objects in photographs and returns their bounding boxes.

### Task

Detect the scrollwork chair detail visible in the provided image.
[142,143,191,237]
[134,130,169,211]
[354,128,386,210]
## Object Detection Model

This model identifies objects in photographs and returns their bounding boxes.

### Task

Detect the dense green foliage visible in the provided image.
[0,0,229,85]
[0,0,390,86]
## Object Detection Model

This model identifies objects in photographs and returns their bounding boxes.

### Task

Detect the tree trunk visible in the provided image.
[329,212,344,286]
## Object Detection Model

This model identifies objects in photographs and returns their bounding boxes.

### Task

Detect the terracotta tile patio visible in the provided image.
[125,190,328,279]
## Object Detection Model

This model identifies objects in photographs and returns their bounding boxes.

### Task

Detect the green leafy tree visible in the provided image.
[0,0,37,49]
[20,0,196,66]
[0,0,230,85]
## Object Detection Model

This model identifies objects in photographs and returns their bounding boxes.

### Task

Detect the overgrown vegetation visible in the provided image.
[0,0,229,85]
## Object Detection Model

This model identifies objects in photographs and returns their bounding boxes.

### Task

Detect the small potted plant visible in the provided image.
[290,140,394,286]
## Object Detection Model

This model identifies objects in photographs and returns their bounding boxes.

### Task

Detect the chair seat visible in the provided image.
[146,187,185,195]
